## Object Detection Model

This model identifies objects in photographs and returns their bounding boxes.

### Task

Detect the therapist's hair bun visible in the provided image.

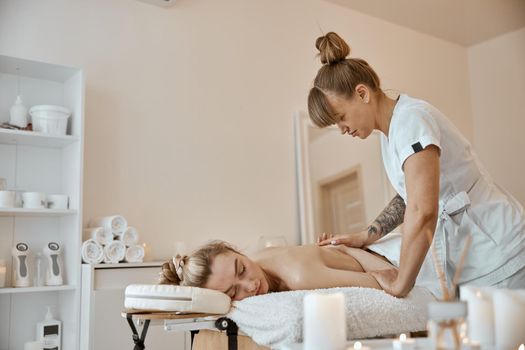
[316,32,351,65]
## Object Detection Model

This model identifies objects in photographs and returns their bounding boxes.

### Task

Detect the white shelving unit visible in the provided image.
[0,55,84,350]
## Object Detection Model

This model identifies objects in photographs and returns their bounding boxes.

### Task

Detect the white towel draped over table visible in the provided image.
[227,286,435,349]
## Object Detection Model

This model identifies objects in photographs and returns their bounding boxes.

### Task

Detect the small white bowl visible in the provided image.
[29,105,71,135]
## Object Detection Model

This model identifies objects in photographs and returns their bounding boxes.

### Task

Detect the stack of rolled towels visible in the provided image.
[81,215,146,264]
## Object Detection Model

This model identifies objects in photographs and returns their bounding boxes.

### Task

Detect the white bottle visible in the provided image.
[34,252,45,287]
[36,306,61,350]
[9,95,28,128]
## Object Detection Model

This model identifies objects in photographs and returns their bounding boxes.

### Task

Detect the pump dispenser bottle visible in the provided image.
[36,306,61,350]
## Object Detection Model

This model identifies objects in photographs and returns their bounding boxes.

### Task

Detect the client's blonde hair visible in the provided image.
[159,240,239,287]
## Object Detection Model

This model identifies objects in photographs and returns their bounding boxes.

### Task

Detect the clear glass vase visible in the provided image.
[427,301,468,350]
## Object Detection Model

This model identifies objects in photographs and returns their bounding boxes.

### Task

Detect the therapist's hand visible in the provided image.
[317,231,368,248]
[370,268,411,298]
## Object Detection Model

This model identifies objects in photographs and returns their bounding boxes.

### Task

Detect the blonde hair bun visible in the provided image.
[315,32,350,65]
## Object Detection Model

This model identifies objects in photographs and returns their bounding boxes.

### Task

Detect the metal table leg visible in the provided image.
[126,314,151,350]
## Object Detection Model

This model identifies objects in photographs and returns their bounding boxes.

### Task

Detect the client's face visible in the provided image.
[204,251,269,301]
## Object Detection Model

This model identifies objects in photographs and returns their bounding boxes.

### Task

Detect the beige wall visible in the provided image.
[468,28,525,206]
[0,0,473,259]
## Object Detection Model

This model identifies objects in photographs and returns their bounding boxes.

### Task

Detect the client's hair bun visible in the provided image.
[159,259,181,285]
[315,32,350,65]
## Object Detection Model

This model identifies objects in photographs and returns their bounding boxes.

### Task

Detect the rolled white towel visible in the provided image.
[81,239,104,264]
[103,240,126,263]
[85,227,113,246]
[117,226,139,246]
[89,215,127,236]
[124,244,145,263]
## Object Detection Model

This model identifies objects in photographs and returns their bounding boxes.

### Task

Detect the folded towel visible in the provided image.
[124,244,145,263]
[81,239,104,264]
[103,240,126,263]
[227,286,435,349]
[85,227,113,246]
[89,215,127,236]
[117,226,139,246]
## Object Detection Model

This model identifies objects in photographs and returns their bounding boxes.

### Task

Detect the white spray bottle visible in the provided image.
[12,242,30,287]
[43,242,63,286]
[36,306,61,350]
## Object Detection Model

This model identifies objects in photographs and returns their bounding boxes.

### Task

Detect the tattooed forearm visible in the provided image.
[368,194,406,239]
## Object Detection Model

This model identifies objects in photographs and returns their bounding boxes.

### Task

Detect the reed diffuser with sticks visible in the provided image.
[426,232,472,350]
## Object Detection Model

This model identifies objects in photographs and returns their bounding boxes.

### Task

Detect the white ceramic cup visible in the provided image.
[0,190,16,208]
[47,194,69,209]
[22,192,46,209]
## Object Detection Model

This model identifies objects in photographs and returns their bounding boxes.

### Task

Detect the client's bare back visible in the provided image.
[251,245,395,292]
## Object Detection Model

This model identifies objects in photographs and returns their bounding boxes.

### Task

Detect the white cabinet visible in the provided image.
[80,263,188,350]
[0,55,84,350]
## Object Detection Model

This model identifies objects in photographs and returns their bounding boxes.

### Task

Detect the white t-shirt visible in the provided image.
[379,94,525,291]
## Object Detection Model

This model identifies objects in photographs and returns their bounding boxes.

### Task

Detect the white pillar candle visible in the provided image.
[493,289,525,350]
[459,286,495,346]
[24,341,43,350]
[392,333,415,350]
[303,292,346,350]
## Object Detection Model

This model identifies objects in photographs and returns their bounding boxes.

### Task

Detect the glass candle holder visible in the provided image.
[427,301,468,350]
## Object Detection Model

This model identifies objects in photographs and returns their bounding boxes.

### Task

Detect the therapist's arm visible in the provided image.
[380,145,440,297]
[368,194,406,241]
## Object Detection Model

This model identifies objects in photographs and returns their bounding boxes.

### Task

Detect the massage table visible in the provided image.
[123,284,435,349]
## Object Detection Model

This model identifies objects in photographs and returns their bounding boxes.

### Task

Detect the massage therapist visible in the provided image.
[311,32,525,297]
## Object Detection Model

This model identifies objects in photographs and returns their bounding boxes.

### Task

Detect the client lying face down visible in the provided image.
[159,240,396,301]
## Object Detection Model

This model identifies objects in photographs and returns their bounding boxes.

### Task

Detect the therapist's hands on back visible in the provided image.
[317,231,369,248]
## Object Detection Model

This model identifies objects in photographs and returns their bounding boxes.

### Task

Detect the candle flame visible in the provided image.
[518,345,524,350]
[476,291,482,298]
[399,334,407,341]
[353,341,362,350]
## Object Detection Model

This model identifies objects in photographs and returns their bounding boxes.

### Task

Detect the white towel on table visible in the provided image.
[117,226,139,246]
[103,240,126,263]
[227,286,435,349]
[81,239,104,264]
[85,227,113,246]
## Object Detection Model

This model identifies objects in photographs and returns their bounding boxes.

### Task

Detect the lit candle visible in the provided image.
[493,290,525,350]
[519,344,524,350]
[461,338,481,350]
[459,286,495,346]
[142,243,152,262]
[353,341,370,350]
[0,261,6,288]
[392,334,415,350]
[303,292,346,350]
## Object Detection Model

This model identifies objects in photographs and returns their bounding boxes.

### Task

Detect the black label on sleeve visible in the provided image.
[412,142,423,153]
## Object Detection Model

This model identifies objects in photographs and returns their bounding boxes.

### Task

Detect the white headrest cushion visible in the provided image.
[125,284,231,314]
